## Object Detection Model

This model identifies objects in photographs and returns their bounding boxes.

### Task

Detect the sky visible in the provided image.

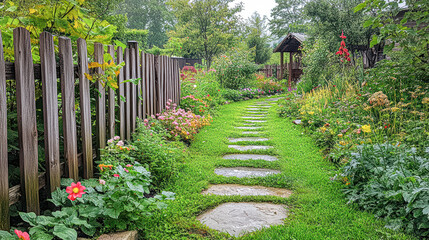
[230,0,277,20]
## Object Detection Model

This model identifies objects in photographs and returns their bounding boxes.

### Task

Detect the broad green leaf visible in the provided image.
[19,212,37,226]
[363,19,373,28]
[104,208,121,219]
[370,35,379,47]
[354,2,366,12]
[114,40,127,49]
[53,224,77,240]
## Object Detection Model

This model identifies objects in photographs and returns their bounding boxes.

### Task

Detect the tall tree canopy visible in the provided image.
[246,12,272,65]
[117,0,174,47]
[168,0,242,68]
[269,0,308,38]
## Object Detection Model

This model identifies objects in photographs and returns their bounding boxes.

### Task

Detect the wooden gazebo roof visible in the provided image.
[273,33,307,53]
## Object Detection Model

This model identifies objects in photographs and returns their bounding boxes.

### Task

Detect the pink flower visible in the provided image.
[116,140,124,146]
[124,168,129,173]
[113,174,120,177]
[107,139,114,144]
[15,229,30,240]
[114,136,120,141]
[150,133,153,136]
[144,119,149,123]
[99,179,106,185]
[126,164,133,167]
[66,182,86,201]
[151,115,155,119]
[357,128,361,134]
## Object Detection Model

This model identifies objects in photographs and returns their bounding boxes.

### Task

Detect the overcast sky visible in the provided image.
[230,0,277,20]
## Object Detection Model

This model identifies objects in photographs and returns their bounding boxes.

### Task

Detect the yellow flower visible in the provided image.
[422,97,429,104]
[339,141,346,146]
[320,127,327,133]
[362,125,371,133]
[308,111,314,115]
[337,134,343,138]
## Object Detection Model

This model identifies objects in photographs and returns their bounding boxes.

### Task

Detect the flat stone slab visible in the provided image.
[202,184,291,197]
[235,127,262,130]
[242,116,266,119]
[292,119,302,125]
[242,123,255,126]
[245,120,267,123]
[241,131,262,134]
[79,231,138,240]
[228,145,273,151]
[247,108,264,111]
[248,105,272,108]
[197,202,288,237]
[215,167,281,178]
[266,97,284,101]
[228,137,269,143]
[223,154,277,161]
[247,112,268,115]
[244,114,266,116]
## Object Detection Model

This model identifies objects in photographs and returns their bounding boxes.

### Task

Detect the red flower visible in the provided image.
[336,30,351,62]
[66,182,86,201]
[15,229,30,240]
[340,30,347,39]
[113,174,120,177]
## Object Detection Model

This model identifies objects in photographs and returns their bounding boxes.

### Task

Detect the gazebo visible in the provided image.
[273,33,307,88]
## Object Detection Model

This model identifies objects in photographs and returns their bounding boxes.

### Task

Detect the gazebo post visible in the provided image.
[280,52,284,80]
[288,52,293,89]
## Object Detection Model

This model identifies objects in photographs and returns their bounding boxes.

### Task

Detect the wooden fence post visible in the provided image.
[0,30,10,230]
[40,32,61,193]
[128,42,138,132]
[116,47,125,140]
[141,51,147,118]
[14,27,40,215]
[59,37,78,181]
[94,43,106,157]
[77,38,93,179]
[124,48,131,140]
[107,45,116,139]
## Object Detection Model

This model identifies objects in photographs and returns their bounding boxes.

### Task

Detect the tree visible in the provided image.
[246,12,272,64]
[117,0,174,48]
[168,0,242,68]
[269,0,308,38]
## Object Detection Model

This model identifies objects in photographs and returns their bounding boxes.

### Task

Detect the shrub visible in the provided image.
[221,88,243,102]
[180,95,210,114]
[212,49,258,89]
[117,29,148,49]
[341,143,429,237]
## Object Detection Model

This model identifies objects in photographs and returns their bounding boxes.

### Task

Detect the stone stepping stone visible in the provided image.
[235,127,262,130]
[247,108,264,111]
[242,123,255,126]
[247,111,268,114]
[223,154,277,161]
[266,97,284,101]
[241,131,262,135]
[202,184,291,197]
[248,105,272,108]
[244,114,266,116]
[292,119,302,125]
[228,137,269,143]
[197,202,288,237]
[242,116,266,119]
[228,145,273,151]
[214,167,281,178]
[245,120,267,123]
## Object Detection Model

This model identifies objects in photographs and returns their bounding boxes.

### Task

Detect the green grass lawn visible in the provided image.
[141,97,415,240]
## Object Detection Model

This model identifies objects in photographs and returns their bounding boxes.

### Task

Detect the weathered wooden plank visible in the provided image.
[128,42,137,133]
[13,27,40,214]
[0,30,10,231]
[116,47,125,140]
[5,62,79,80]
[141,51,147,118]
[77,38,93,179]
[8,152,96,206]
[151,54,155,115]
[124,48,131,140]
[137,49,142,120]
[107,45,115,139]
[94,43,106,156]
[39,32,61,194]
[59,37,78,181]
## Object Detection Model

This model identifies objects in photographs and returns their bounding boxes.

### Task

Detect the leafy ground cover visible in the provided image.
[136,97,415,239]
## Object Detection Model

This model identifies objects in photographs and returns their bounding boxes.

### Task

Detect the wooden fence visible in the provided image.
[0,27,180,230]
[258,63,300,79]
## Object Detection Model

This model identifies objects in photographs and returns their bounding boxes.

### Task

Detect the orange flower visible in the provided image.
[15,229,30,240]
[66,182,86,201]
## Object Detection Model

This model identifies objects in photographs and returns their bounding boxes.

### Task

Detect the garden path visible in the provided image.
[196,97,291,237]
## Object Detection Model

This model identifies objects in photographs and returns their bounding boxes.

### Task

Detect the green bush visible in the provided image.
[221,88,243,102]
[117,29,149,49]
[212,49,258,89]
[342,143,429,237]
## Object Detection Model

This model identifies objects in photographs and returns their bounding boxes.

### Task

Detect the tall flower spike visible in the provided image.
[340,30,347,39]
